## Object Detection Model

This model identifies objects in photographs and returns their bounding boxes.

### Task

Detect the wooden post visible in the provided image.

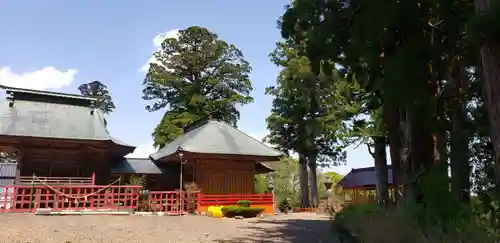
[91,172,96,185]
[117,176,121,211]
[29,173,34,212]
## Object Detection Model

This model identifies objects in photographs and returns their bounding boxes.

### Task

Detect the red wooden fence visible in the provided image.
[18,173,95,186]
[0,185,140,212]
[0,185,273,214]
[198,193,273,206]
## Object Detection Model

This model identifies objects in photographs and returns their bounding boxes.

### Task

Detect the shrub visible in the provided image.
[333,204,499,243]
[278,199,292,213]
[237,200,251,207]
[334,204,383,226]
[221,206,264,218]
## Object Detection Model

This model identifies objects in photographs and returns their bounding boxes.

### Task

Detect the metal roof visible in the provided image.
[0,86,134,149]
[150,120,283,160]
[337,165,393,189]
[255,162,275,174]
[111,158,162,174]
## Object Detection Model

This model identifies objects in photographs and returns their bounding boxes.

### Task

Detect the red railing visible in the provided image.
[292,207,318,212]
[0,186,274,214]
[199,193,273,206]
[0,185,140,213]
[140,191,199,214]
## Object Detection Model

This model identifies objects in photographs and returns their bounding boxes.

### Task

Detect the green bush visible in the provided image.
[332,204,499,243]
[334,204,383,226]
[237,200,251,207]
[278,199,292,213]
[221,206,264,218]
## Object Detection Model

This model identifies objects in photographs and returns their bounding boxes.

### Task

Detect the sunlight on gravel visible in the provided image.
[0,213,338,243]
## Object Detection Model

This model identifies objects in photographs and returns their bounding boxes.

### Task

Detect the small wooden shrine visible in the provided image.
[148,120,283,194]
[337,165,395,204]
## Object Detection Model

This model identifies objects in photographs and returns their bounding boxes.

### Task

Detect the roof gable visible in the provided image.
[338,165,393,188]
[0,86,133,149]
[111,158,162,174]
[150,120,283,160]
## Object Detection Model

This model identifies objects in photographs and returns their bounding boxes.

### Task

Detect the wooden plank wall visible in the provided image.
[193,160,255,194]
[19,148,109,184]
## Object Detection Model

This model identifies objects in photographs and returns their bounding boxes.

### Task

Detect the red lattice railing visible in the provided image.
[199,193,273,206]
[138,191,200,214]
[0,185,140,213]
[18,173,95,185]
[0,185,275,214]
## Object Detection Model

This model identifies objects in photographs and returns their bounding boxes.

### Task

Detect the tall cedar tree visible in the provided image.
[142,26,253,148]
[266,43,348,207]
[78,80,116,114]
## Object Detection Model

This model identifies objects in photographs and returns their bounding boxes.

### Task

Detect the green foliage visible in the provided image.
[221,206,264,218]
[334,204,383,226]
[127,175,146,187]
[142,26,253,148]
[78,80,116,115]
[254,174,268,194]
[237,200,251,207]
[267,157,300,205]
[265,43,348,167]
[278,198,292,213]
[334,204,498,243]
[324,171,344,195]
[279,0,500,240]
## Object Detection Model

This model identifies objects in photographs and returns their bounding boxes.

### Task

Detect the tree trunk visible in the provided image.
[475,0,500,186]
[308,154,318,207]
[399,109,415,204]
[372,136,389,205]
[299,153,310,208]
[450,57,471,202]
[382,101,404,205]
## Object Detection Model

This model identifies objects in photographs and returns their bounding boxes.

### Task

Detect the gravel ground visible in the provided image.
[0,213,338,243]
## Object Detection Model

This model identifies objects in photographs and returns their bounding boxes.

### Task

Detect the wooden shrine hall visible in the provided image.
[0,85,282,194]
[337,165,395,205]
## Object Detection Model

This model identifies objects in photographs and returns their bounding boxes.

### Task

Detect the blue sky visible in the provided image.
[0,0,377,174]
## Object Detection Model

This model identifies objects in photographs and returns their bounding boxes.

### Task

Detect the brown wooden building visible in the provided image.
[0,86,135,184]
[0,85,282,192]
[144,120,283,193]
[337,165,395,204]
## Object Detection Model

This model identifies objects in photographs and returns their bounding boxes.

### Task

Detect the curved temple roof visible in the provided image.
[0,85,134,151]
[150,120,283,161]
[338,165,393,189]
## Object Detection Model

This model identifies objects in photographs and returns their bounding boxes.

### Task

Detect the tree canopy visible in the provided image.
[142,26,254,148]
[78,80,116,114]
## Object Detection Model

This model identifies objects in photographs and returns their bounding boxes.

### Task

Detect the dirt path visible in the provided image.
[0,213,338,243]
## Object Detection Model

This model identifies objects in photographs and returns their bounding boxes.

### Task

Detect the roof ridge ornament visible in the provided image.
[89,100,96,115]
[6,90,14,108]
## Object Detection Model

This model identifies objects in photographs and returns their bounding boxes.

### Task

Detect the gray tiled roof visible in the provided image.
[0,86,133,148]
[150,120,283,161]
[111,158,162,174]
[337,165,393,188]
[255,162,275,174]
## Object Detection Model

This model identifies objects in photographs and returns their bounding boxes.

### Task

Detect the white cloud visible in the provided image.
[126,141,157,158]
[0,66,77,91]
[140,29,180,72]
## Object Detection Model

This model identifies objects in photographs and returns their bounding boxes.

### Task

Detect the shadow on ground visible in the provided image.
[214,214,340,243]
